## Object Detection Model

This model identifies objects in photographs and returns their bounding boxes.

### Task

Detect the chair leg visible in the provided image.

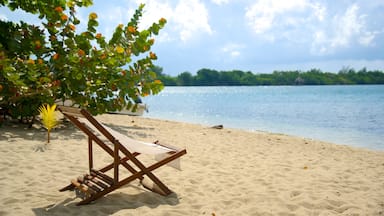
[140,177,171,196]
[59,183,75,192]
[143,173,172,195]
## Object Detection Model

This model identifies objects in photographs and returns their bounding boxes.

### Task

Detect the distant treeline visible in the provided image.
[153,67,384,86]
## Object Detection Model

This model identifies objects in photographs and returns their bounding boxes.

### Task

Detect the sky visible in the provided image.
[1,0,384,76]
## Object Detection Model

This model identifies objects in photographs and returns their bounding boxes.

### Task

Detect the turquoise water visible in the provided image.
[143,85,384,150]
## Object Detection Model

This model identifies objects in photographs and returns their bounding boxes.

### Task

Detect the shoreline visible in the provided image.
[143,114,383,152]
[1,114,384,215]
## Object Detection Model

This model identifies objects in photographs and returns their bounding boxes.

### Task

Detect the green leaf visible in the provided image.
[151,23,160,35]
[72,72,82,80]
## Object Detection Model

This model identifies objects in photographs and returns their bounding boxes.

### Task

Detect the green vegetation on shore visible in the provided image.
[1,1,166,124]
[154,67,384,86]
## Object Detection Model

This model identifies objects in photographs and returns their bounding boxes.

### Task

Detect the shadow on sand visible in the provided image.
[32,187,180,216]
[0,120,85,143]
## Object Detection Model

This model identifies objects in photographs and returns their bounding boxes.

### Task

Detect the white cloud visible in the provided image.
[244,1,378,56]
[81,0,212,43]
[330,5,362,48]
[244,0,327,44]
[221,43,244,57]
[359,31,377,46]
[173,0,212,42]
[311,4,376,55]
[245,0,309,34]
[130,0,212,42]
[211,0,229,5]
[311,2,326,21]
[134,0,173,29]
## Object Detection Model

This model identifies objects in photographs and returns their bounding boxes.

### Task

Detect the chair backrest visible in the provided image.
[58,105,179,155]
[77,117,176,155]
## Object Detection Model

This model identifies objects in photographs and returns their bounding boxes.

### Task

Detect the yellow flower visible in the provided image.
[37,59,44,64]
[116,46,124,54]
[38,104,58,144]
[118,24,124,29]
[67,1,75,8]
[89,12,98,20]
[67,0,75,7]
[95,33,102,39]
[154,80,162,84]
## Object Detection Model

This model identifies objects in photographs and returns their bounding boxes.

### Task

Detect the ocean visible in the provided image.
[143,85,384,150]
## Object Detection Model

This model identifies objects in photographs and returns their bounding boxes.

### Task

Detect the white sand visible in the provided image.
[0,114,383,215]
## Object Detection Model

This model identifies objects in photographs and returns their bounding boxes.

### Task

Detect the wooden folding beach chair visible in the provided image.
[57,105,187,205]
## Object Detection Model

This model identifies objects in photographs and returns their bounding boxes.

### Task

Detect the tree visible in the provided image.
[0,0,166,122]
[177,72,194,86]
[151,65,177,85]
[195,68,219,85]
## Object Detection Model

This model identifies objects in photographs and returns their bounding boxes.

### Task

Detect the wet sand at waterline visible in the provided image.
[0,113,383,215]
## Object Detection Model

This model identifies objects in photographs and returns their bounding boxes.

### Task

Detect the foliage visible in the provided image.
[38,103,58,143]
[155,67,384,86]
[0,0,165,122]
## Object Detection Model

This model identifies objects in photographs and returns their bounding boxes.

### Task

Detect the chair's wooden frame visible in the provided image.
[57,105,187,205]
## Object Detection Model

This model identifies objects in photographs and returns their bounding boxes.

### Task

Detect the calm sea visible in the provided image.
[143,85,384,150]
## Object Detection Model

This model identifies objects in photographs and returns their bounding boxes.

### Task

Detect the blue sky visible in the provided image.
[1,0,384,76]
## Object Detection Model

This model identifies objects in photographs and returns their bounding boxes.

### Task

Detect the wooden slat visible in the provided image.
[85,175,110,189]
[71,179,92,194]
[78,177,102,192]
[88,137,93,173]
[59,183,75,192]
[57,105,84,118]
[114,140,119,184]
[99,153,141,174]
[90,169,114,186]
[153,140,178,153]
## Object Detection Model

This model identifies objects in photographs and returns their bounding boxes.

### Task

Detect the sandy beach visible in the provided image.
[0,113,383,215]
